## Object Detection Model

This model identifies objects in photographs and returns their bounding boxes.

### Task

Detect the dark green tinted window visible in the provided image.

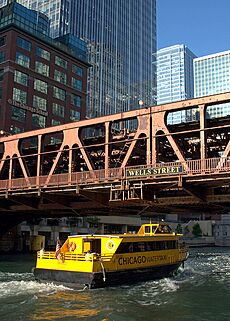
[17,37,31,51]
[11,106,26,122]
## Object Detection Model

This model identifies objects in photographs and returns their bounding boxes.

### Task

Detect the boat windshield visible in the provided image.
[145,226,156,234]
[156,225,172,234]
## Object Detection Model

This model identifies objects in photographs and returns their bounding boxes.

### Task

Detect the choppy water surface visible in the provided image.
[0,248,229,321]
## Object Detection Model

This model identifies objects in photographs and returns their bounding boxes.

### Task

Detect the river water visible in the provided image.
[0,247,229,321]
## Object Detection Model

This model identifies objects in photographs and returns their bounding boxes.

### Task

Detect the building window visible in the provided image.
[51,119,61,126]
[70,109,80,121]
[36,47,50,61]
[53,86,66,101]
[13,88,27,104]
[16,52,30,68]
[72,65,83,77]
[54,69,67,84]
[0,69,4,81]
[0,51,6,63]
[32,114,46,128]
[0,36,6,47]
[71,94,81,107]
[14,70,28,86]
[35,61,49,77]
[0,87,2,99]
[33,95,47,111]
[34,79,48,94]
[52,103,64,117]
[55,56,67,69]
[16,37,31,51]
[72,78,82,91]
[11,106,26,122]
[9,125,24,134]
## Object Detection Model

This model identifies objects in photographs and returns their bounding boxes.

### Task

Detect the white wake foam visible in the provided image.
[0,279,70,299]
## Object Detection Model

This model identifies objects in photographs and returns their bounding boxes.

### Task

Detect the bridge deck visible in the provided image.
[1,92,230,217]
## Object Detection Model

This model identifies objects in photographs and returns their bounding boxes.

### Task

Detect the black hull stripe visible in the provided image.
[34,263,182,289]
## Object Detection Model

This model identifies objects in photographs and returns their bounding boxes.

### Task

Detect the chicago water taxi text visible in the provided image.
[118,255,167,265]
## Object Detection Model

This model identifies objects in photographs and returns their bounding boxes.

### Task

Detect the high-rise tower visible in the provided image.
[194,50,230,119]
[156,44,196,124]
[13,0,157,118]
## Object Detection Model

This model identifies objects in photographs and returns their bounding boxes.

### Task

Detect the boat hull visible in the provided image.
[33,262,182,289]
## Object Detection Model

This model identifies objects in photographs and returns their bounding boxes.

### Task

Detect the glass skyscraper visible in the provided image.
[16,0,71,38]
[156,44,196,124]
[14,0,157,118]
[194,50,230,119]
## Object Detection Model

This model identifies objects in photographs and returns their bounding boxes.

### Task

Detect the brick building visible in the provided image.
[0,1,89,135]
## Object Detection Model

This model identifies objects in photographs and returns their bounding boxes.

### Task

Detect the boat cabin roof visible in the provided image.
[69,223,173,239]
[137,223,172,236]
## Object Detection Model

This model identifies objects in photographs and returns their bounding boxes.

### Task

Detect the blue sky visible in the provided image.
[157,0,230,57]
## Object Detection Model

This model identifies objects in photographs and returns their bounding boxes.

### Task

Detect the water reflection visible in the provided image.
[30,290,100,320]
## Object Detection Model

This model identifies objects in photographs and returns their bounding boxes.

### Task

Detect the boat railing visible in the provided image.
[37,251,113,262]
[37,251,56,260]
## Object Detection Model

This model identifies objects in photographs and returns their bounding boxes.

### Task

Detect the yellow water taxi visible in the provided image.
[33,223,188,289]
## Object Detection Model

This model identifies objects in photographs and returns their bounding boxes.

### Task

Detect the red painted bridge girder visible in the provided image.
[1,92,230,215]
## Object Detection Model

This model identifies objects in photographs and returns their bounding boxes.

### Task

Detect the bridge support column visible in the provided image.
[199,104,207,161]
[105,122,110,179]
[9,157,12,180]
[36,135,42,187]
[68,146,73,184]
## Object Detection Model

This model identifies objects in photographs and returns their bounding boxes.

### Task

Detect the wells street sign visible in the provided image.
[126,165,184,177]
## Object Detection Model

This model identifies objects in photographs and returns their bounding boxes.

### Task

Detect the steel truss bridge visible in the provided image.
[1,92,230,233]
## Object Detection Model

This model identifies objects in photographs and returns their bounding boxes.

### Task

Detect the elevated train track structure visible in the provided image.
[1,92,230,233]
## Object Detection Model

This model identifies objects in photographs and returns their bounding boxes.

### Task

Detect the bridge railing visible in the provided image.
[186,157,230,174]
[1,157,230,193]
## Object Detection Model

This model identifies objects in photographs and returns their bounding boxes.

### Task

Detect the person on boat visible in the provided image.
[39,242,45,257]
[85,250,92,261]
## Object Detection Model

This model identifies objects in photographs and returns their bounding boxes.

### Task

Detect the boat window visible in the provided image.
[133,242,145,252]
[156,227,163,233]
[116,240,177,253]
[83,239,101,254]
[91,239,101,254]
[163,225,172,233]
[152,226,156,233]
[116,242,133,253]
[156,225,171,234]
[128,243,133,253]
[145,226,151,233]
[145,242,152,251]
